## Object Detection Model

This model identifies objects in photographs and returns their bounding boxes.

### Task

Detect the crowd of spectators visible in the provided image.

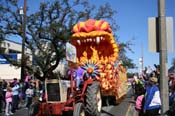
[0,73,45,116]
[133,65,175,116]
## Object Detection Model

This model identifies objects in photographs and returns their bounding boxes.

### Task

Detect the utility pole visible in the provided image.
[158,0,169,114]
[20,0,27,81]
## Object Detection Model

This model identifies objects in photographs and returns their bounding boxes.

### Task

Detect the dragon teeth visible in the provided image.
[96,37,100,44]
[76,36,104,44]
[77,40,81,45]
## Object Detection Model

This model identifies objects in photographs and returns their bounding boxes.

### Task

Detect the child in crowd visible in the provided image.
[135,85,145,116]
[25,85,34,108]
[5,86,13,116]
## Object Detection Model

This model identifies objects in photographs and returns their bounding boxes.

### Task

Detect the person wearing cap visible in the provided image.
[143,76,161,116]
[11,79,20,113]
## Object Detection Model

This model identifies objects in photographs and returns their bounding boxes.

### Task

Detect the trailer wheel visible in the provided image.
[28,102,40,116]
[85,81,102,116]
[73,103,85,116]
[102,96,110,106]
[102,96,117,106]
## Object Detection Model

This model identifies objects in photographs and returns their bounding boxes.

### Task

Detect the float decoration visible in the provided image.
[81,61,101,80]
[71,19,128,102]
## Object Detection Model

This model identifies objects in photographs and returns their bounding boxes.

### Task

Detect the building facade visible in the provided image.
[0,39,31,79]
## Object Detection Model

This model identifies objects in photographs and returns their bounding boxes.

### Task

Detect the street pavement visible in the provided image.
[0,108,28,116]
[101,86,137,116]
[0,86,137,116]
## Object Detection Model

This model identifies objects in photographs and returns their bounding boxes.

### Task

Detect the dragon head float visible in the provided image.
[70,19,127,99]
[71,19,119,64]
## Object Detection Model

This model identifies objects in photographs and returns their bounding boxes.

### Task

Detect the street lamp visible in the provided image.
[19,7,24,15]
[139,42,144,74]
[19,0,27,81]
[139,57,143,73]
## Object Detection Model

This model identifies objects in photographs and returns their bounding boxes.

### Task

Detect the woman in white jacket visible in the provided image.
[143,76,161,116]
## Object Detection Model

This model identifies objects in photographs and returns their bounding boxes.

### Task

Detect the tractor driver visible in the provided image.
[69,62,85,91]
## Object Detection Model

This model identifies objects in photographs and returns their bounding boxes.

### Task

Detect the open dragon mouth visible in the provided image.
[71,19,119,64]
[70,20,128,98]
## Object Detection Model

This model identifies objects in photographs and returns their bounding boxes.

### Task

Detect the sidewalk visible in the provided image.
[0,100,28,116]
[0,107,28,116]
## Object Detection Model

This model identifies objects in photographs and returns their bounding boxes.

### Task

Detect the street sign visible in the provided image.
[148,17,174,53]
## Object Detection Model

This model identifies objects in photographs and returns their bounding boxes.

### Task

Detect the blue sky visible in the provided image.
[15,0,175,71]
[94,0,175,72]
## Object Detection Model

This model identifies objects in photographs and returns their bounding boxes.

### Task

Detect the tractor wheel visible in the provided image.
[85,81,102,116]
[28,102,40,116]
[73,103,85,116]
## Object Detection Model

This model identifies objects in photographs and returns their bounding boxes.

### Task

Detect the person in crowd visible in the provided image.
[169,86,175,106]
[168,75,175,91]
[11,78,20,113]
[19,79,26,99]
[18,79,26,108]
[5,86,13,116]
[25,85,34,108]
[154,64,160,85]
[74,64,84,91]
[143,76,161,116]
[166,83,175,116]
[133,74,144,100]
[0,80,3,113]
[2,79,7,102]
[146,66,153,77]
[31,81,37,97]
[135,84,146,116]
[38,81,45,101]
[24,72,31,90]
[69,63,84,91]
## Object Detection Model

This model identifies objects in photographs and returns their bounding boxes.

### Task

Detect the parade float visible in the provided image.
[71,19,128,104]
[29,19,128,116]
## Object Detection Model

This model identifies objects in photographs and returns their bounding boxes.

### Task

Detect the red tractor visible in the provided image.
[28,67,102,116]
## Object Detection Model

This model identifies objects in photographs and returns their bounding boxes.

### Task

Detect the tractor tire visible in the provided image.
[85,81,102,116]
[28,102,40,116]
[73,102,85,116]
